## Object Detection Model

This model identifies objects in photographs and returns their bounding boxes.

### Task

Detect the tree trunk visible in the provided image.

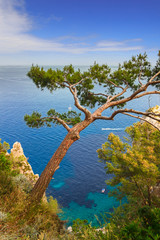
[28,116,93,204]
[29,129,80,203]
[147,185,152,206]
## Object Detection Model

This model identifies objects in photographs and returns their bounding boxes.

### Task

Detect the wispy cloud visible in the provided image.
[96,39,143,49]
[0,0,143,54]
[96,40,125,47]
[46,14,62,22]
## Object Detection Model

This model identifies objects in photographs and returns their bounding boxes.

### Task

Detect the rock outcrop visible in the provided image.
[144,105,160,130]
[10,142,39,185]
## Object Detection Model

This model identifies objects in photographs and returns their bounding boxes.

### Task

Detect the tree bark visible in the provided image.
[29,130,80,203]
[29,117,93,203]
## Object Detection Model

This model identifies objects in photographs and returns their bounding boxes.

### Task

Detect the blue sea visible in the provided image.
[0,66,159,226]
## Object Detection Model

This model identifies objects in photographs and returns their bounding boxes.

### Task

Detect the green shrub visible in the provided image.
[0,139,10,152]
[11,169,20,176]
[0,154,12,172]
[138,206,160,235]
[13,174,32,193]
[0,171,14,195]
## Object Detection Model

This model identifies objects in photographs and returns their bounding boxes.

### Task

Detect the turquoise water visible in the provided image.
[59,190,125,227]
[0,66,159,226]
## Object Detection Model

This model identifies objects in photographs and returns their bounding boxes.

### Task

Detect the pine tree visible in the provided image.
[97,122,160,206]
[24,53,160,203]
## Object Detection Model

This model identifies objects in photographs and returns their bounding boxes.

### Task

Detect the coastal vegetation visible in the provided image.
[97,121,160,207]
[24,52,160,204]
[0,140,64,239]
[0,52,160,239]
[0,119,160,239]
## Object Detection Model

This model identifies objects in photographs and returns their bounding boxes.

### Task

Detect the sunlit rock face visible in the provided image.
[11,142,24,158]
[10,142,48,201]
[11,142,39,184]
[143,105,160,130]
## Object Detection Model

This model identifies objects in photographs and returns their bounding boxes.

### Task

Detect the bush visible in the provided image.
[13,174,32,193]
[0,153,12,172]
[138,206,160,235]
[0,171,14,195]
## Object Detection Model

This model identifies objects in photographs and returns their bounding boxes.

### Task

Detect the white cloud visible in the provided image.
[0,0,31,35]
[90,46,142,52]
[96,40,124,47]
[0,0,143,54]
[96,39,143,49]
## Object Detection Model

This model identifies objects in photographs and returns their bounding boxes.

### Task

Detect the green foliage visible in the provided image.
[13,174,32,193]
[152,50,160,87]
[0,170,14,195]
[0,138,10,153]
[24,111,43,128]
[0,153,12,172]
[66,204,160,240]
[71,219,107,240]
[24,110,81,128]
[25,53,160,133]
[138,206,160,234]
[97,122,160,206]
[118,206,160,240]
[40,196,60,216]
[24,53,160,133]
[26,53,158,117]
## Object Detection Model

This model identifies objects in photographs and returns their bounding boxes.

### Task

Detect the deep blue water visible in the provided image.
[0,66,159,226]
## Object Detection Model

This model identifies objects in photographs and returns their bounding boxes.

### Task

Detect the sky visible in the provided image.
[0,0,160,66]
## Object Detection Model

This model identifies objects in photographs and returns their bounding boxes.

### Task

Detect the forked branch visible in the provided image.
[69,86,92,119]
[109,84,129,102]
[94,108,160,123]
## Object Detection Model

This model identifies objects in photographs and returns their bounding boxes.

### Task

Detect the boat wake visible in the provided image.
[101,128,124,131]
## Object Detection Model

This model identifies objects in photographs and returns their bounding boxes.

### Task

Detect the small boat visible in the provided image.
[101,188,105,193]
[68,105,72,111]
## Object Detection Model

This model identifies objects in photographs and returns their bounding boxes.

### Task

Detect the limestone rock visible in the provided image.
[11,142,39,184]
[11,142,24,158]
[144,105,160,130]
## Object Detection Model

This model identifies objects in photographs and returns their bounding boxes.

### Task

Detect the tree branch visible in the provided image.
[70,77,88,88]
[138,70,143,86]
[41,116,71,131]
[109,84,129,102]
[133,90,160,99]
[122,113,160,131]
[93,72,160,117]
[69,86,92,119]
[105,79,125,90]
[149,70,160,82]
[94,108,160,124]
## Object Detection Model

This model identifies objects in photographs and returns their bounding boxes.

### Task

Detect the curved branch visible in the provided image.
[94,109,130,120]
[70,77,88,88]
[109,84,129,102]
[94,109,160,123]
[69,86,92,119]
[105,79,125,90]
[149,71,160,82]
[134,90,160,99]
[41,116,71,131]
[122,113,160,131]
[100,79,160,113]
